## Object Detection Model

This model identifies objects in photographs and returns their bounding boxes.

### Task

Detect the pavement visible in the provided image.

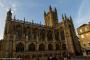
[68,56,90,60]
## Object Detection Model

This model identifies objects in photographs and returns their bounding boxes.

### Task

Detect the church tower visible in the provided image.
[2,8,13,58]
[6,8,12,21]
[4,8,12,35]
[44,6,58,27]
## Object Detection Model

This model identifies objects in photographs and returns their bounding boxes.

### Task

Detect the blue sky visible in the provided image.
[0,0,90,39]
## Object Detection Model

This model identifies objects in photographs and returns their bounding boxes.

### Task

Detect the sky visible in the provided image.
[0,0,90,39]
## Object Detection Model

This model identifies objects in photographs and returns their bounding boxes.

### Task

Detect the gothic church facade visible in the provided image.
[1,6,82,60]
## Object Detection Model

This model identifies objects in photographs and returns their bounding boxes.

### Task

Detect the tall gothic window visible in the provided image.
[15,25,22,39]
[47,30,53,41]
[55,30,59,41]
[60,30,65,40]
[39,44,45,51]
[27,27,33,40]
[16,42,24,52]
[28,31,32,40]
[40,29,46,41]
[32,28,37,40]
[16,29,22,38]
[28,43,35,51]
[26,27,31,40]
[69,25,74,40]
[48,44,53,50]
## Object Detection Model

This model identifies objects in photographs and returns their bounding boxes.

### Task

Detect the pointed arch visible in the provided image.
[32,28,38,39]
[39,43,45,51]
[40,29,46,41]
[15,24,22,38]
[47,30,53,41]
[48,44,53,50]
[16,42,24,52]
[60,30,65,40]
[55,30,60,41]
[28,43,35,51]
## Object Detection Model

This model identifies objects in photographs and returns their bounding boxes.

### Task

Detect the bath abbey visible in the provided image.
[0,6,82,60]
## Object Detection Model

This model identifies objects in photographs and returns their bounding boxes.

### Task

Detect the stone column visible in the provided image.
[52,29,56,50]
[25,35,28,52]
[45,29,48,50]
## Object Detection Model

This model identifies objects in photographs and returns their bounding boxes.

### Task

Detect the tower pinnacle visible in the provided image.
[44,11,46,16]
[49,5,52,11]
[70,16,72,20]
[6,8,12,21]
[62,14,64,20]
[64,13,67,19]
[55,8,57,13]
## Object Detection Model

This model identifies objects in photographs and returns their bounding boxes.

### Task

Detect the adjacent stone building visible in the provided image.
[1,6,82,60]
[77,23,90,55]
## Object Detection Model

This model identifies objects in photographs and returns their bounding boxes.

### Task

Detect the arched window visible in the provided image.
[39,44,45,51]
[56,44,60,50]
[16,42,24,52]
[40,29,46,41]
[26,27,32,40]
[32,28,37,40]
[60,30,65,40]
[48,44,53,50]
[15,25,22,38]
[28,43,35,51]
[47,30,53,41]
[55,30,59,41]
[28,32,32,40]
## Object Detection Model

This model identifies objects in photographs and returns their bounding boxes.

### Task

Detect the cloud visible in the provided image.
[75,0,90,28]
[11,4,16,14]
[0,0,17,40]
[0,0,4,7]
[12,4,16,8]
[0,0,16,12]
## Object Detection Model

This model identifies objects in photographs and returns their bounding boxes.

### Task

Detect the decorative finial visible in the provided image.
[44,11,46,16]
[9,8,11,12]
[24,17,25,23]
[70,15,72,20]
[49,5,52,11]
[6,8,12,21]
[64,13,67,19]
[40,21,41,25]
[32,20,34,24]
[7,8,12,13]
[62,14,64,20]
[14,15,16,20]
[55,7,57,12]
